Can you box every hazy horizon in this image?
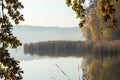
[14,25,80,28]
[12,25,85,43]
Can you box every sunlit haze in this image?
[20,0,79,27]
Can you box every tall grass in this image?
[54,64,82,80]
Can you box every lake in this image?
[9,26,84,80]
[9,26,120,80]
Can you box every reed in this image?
[53,64,82,80]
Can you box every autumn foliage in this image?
[0,0,24,80]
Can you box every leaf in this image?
[15,19,19,24]
[66,0,72,7]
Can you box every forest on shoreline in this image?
[24,40,120,58]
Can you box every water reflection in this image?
[24,40,120,58]
[20,58,83,80]
[24,40,120,80]
[11,26,85,80]
[82,56,120,80]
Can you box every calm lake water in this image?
[9,26,84,80]
[9,26,120,80]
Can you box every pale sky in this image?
[20,0,79,27]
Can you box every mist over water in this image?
[9,25,120,80]
[9,26,84,80]
[12,26,84,43]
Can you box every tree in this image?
[0,0,24,80]
[66,0,118,28]
[66,0,120,40]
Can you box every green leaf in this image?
[15,19,19,24]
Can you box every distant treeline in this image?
[24,40,120,58]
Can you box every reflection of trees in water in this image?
[24,40,120,57]
[24,41,120,80]
[81,56,120,80]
